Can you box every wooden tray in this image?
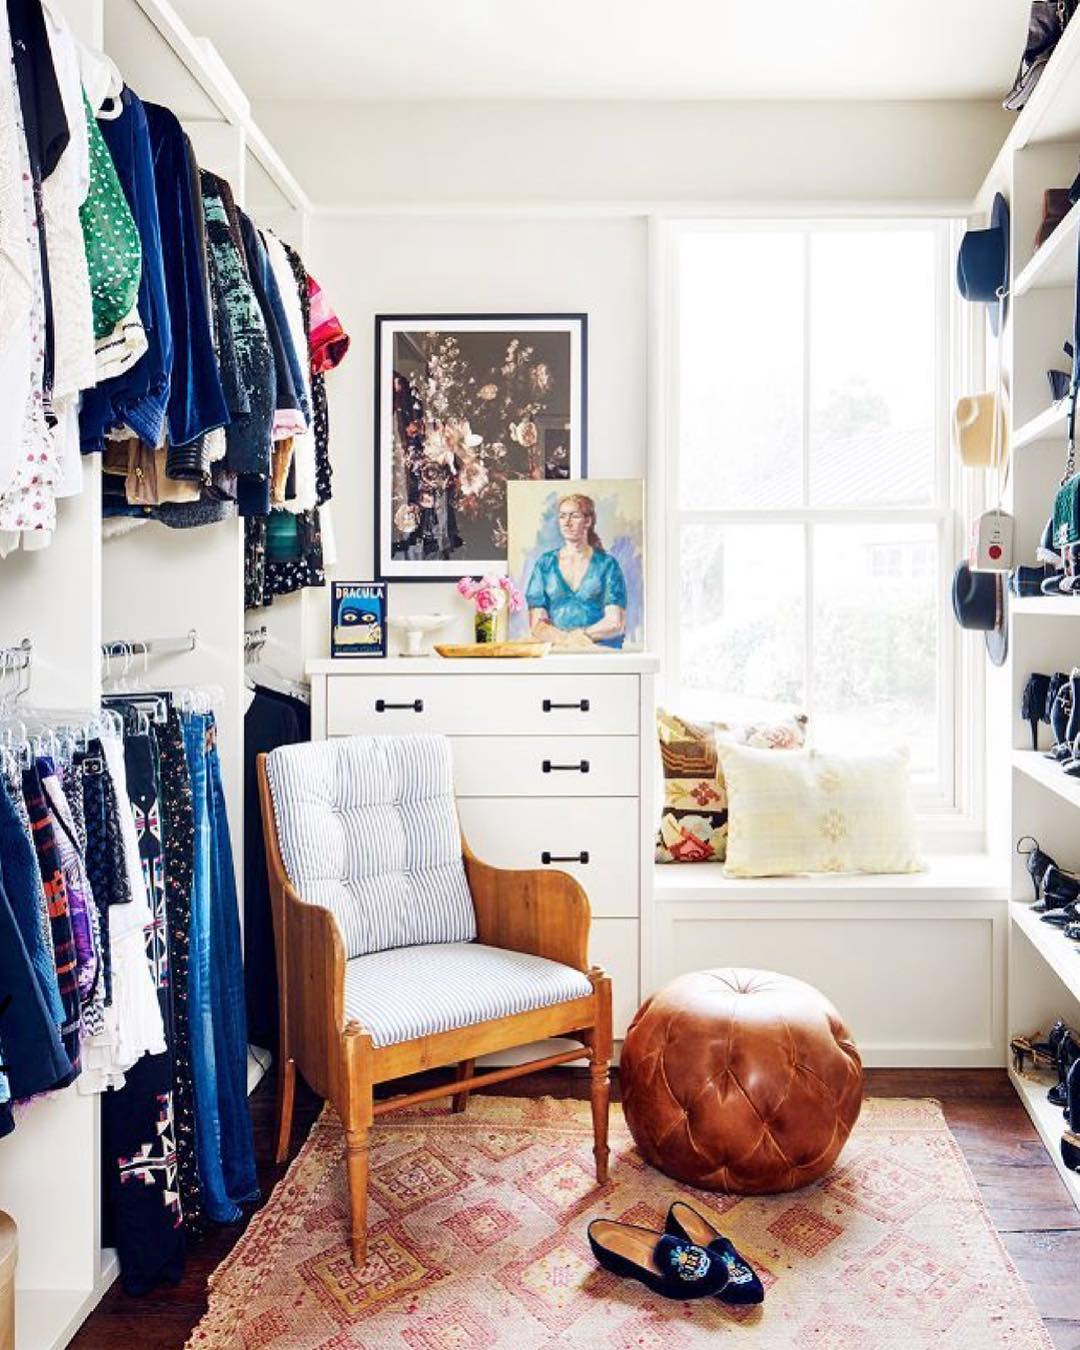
[434,641,552,659]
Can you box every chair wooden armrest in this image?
[258,756,354,1106]
[463,838,591,973]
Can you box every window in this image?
[663,220,962,810]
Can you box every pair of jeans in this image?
[205,718,258,1207]
[182,712,237,1223]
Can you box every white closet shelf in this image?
[1008,1066,1080,1208]
[1013,399,1070,449]
[114,0,310,212]
[1013,748,1080,806]
[1010,595,1080,616]
[1008,10,1080,149]
[16,1253,118,1350]
[1011,898,1080,1009]
[1015,198,1080,294]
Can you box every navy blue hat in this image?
[957,193,1010,336]
[952,562,1007,665]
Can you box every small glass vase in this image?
[474,607,508,645]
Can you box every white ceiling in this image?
[169,0,1030,102]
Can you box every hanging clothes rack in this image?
[244,626,268,660]
[0,641,33,709]
[100,630,198,660]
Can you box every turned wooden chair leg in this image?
[452,1058,475,1114]
[346,1127,370,1266]
[275,1056,297,1165]
[589,1057,610,1184]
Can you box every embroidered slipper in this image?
[587,1218,730,1300]
[665,1200,765,1305]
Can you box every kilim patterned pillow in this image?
[655,708,808,863]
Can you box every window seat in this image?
[647,854,1009,1068]
[653,853,1009,904]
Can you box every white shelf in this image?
[1010,9,1080,148]
[1008,1067,1080,1208]
[655,853,1008,903]
[1010,594,1080,615]
[1012,399,1070,449]
[1011,898,1080,1001]
[1013,749,1080,808]
[1015,198,1080,294]
[16,1252,119,1350]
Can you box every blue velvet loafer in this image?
[587,1218,730,1300]
[665,1200,765,1306]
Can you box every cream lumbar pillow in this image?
[717,744,924,878]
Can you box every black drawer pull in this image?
[542,698,590,712]
[541,851,589,865]
[375,698,424,713]
[542,759,590,774]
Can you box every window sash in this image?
[662,216,964,817]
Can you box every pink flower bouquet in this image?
[457,574,525,642]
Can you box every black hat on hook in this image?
[952,561,1008,666]
[957,192,1010,336]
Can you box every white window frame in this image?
[651,214,983,846]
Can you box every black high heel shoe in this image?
[1022,674,1053,749]
[1018,836,1058,903]
[1046,677,1073,759]
[1051,1025,1080,1108]
[1037,866,1080,919]
[1061,1058,1080,1170]
[587,1219,732,1300]
[664,1201,764,1306]
[1058,671,1080,767]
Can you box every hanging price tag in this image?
[969,508,1015,572]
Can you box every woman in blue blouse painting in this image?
[525,492,627,649]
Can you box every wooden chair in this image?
[257,736,612,1266]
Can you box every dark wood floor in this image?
[70,1068,1080,1349]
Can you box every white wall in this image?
[283,97,1009,650]
[258,99,1010,208]
[308,213,647,645]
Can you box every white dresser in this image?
[307,654,658,1036]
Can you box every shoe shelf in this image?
[1011,898,1080,1001]
[1012,749,1080,808]
[1014,198,1080,295]
[1012,398,1070,451]
[1010,595,1080,616]
[1008,1065,1080,1208]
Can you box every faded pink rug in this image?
[188,1096,1051,1348]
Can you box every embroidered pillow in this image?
[718,744,923,878]
[655,708,808,864]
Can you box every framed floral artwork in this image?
[375,314,588,581]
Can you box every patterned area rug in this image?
[188,1096,1051,1349]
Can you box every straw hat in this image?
[952,390,1009,470]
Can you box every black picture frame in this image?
[374,313,588,583]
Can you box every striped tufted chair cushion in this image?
[264,734,476,957]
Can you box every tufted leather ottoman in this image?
[621,968,863,1193]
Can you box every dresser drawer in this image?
[450,736,638,798]
[325,673,638,737]
[456,797,639,919]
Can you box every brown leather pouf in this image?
[621,968,863,1193]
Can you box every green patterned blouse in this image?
[78,91,141,342]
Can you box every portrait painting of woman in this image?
[508,479,645,653]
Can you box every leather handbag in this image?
[1005,1,1079,111]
